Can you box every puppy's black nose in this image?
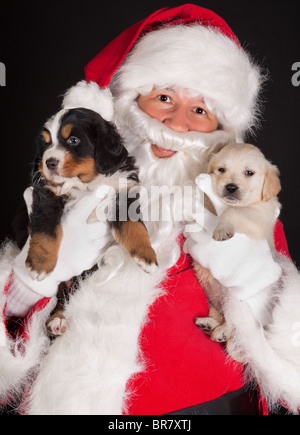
[46,158,59,170]
[225,183,238,194]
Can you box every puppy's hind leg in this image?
[46,280,73,337]
[46,311,69,337]
[195,306,233,342]
[195,304,224,334]
[211,322,232,342]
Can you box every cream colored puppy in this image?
[209,143,281,246]
[194,143,281,344]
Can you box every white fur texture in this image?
[111,25,263,135]
[62,80,114,122]
[25,246,167,415]
[0,242,56,406]
[223,254,300,413]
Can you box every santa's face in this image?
[113,86,233,189]
[138,88,219,159]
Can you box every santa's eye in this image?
[67,136,81,146]
[245,170,255,176]
[158,94,171,103]
[218,167,225,173]
[194,107,207,115]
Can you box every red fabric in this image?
[20,297,52,342]
[2,276,11,339]
[125,237,244,415]
[273,219,290,259]
[124,221,290,415]
[84,4,240,88]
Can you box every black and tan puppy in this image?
[14,106,157,335]
[27,107,157,280]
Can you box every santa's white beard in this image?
[123,129,202,189]
[112,98,234,270]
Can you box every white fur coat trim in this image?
[0,242,56,405]
[25,246,167,415]
[224,254,300,414]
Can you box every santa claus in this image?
[1,4,299,415]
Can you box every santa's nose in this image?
[163,108,190,132]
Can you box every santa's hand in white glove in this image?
[6,185,112,318]
[184,174,282,302]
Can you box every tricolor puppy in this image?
[26,106,157,281]
[194,143,281,344]
[25,106,158,336]
[11,82,158,335]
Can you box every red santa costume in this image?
[0,4,300,415]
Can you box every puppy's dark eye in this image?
[67,136,81,146]
[245,170,255,176]
[218,167,225,173]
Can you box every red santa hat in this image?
[85,4,263,138]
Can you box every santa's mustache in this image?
[115,100,234,154]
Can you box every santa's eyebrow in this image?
[191,96,205,104]
[165,87,176,93]
[159,88,206,105]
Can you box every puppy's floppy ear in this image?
[207,159,215,175]
[206,142,230,174]
[211,142,231,155]
[94,119,128,175]
[262,164,281,201]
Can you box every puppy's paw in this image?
[133,257,158,274]
[213,224,234,241]
[131,246,158,274]
[26,258,55,281]
[27,269,49,282]
[46,315,68,337]
[26,233,59,281]
[195,316,220,332]
[26,255,55,281]
[211,323,232,342]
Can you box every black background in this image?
[1,0,299,266]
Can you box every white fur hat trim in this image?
[113,25,263,135]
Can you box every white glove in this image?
[184,174,282,300]
[184,174,226,235]
[6,185,112,317]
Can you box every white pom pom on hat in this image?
[62,80,114,122]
